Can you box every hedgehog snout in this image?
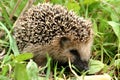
[69,49,89,71]
[73,56,89,71]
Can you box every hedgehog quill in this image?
[13,3,93,71]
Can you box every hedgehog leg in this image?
[33,55,47,67]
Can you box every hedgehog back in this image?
[14,3,92,52]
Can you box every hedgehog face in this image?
[57,36,92,71]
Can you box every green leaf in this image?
[92,19,98,35]
[0,22,19,56]
[108,21,120,49]
[0,1,12,28]
[114,59,120,68]
[0,75,10,80]
[14,0,28,17]
[83,0,98,5]
[51,0,65,4]
[111,12,119,22]
[0,40,8,45]
[108,21,120,40]
[26,60,39,80]
[10,36,20,56]
[14,63,29,80]
[15,53,33,62]
[46,54,51,80]
[65,1,80,15]
[88,59,105,74]
[1,65,9,76]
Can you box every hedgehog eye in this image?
[60,37,70,48]
[69,49,79,56]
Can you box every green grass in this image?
[0,0,120,80]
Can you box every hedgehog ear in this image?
[60,37,70,48]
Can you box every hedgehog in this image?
[13,3,93,71]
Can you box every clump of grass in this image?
[0,0,120,80]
